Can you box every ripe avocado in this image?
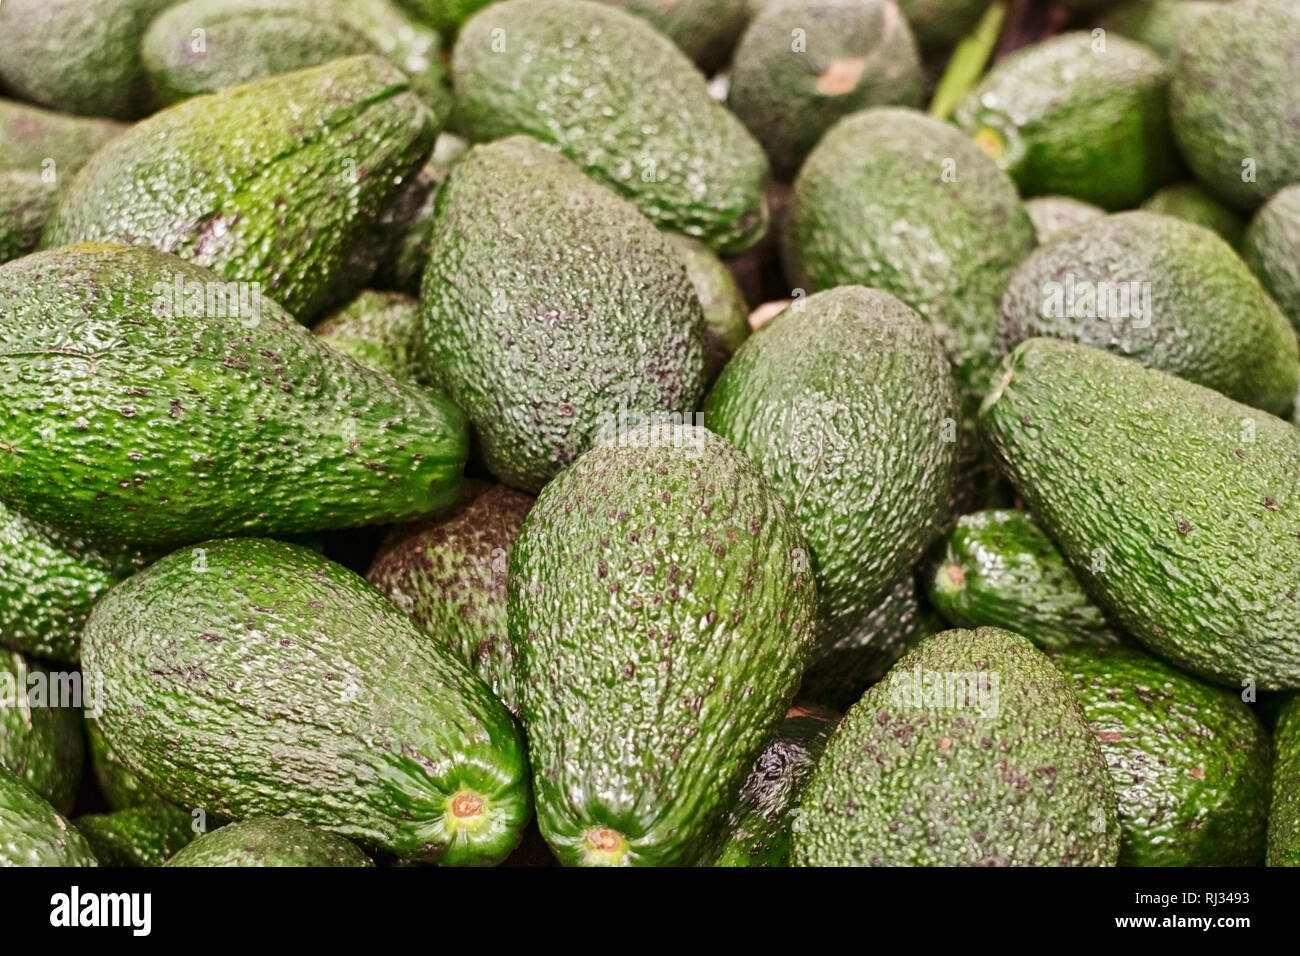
[1100,0,1225,63]
[75,804,197,867]
[793,627,1120,866]
[997,211,1300,416]
[928,509,1122,652]
[1022,195,1105,244]
[704,287,959,657]
[452,0,770,254]
[0,172,58,265]
[600,0,750,74]
[82,538,531,865]
[1141,182,1246,248]
[666,233,751,385]
[953,32,1179,210]
[0,244,468,550]
[509,424,818,866]
[727,0,922,179]
[312,290,422,382]
[419,136,705,493]
[0,651,84,814]
[164,818,372,867]
[980,338,1300,690]
[1243,184,1300,332]
[1053,646,1271,866]
[1269,694,1300,866]
[0,99,123,178]
[897,0,990,50]
[1171,0,1300,210]
[369,482,533,714]
[0,766,97,866]
[42,56,438,323]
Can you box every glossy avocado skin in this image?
[794,628,1120,866]
[997,211,1300,416]
[0,766,98,866]
[601,0,750,74]
[312,290,423,383]
[1053,646,1271,867]
[76,804,198,867]
[42,56,438,323]
[419,136,706,493]
[705,287,958,659]
[1141,182,1246,248]
[452,0,770,254]
[165,818,372,867]
[509,426,818,866]
[0,244,467,550]
[0,651,85,814]
[1269,694,1300,866]
[929,509,1122,652]
[1243,185,1300,333]
[0,100,124,178]
[82,538,531,865]
[981,338,1300,690]
[0,172,59,265]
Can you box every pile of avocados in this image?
[1,0,1299,869]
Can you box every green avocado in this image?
[666,233,751,385]
[997,211,1300,416]
[1141,182,1246,248]
[793,627,1120,866]
[0,765,97,866]
[1269,694,1300,866]
[727,0,923,179]
[1053,646,1271,867]
[393,0,494,38]
[1100,1,1225,63]
[42,56,438,324]
[86,719,161,811]
[600,0,750,74]
[928,509,1122,652]
[0,244,467,550]
[82,538,531,865]
[75,804,198,867]
[1243,184,1300,333]
[452,0,770,254]
[0,651,84,814]
[980,338,1300,690]
[953,31,1179,210]
[374,133,469,295]
[0,100,123,179]
[369,481,533,714]
[312,290,423,382]
[509,424,818,866]
[897,0,990,50]
[164,818,372,867]
[419,136,705,493]
[1022,195,1105,244]
[0,172,58,265]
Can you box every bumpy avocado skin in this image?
[1022,195,1105,244]
[601,0,750,74]
[1269,694,1300,866]
[76,804,198,867]
[1141,182,1246,248]
[1054,647,1271,867]
[82,538,531,865]
[1171,0,1300,210]
[312,290,423,382]
[0,172,59,265]
[42,56,438,323]
[0,766,98,866]
[793,627,1120,866]
[0,652,84,814]
[1100,0,1225,63]
[419,136,705,493]
[783,107,1035,420]
[369,482,533,714]
[0,100,124,178]
[1243,185,1300,333]
[666,233,751,385]
[705,287,958,656]
[997,211,1300,416]
[954,32,1179,211]
[86,720,161,811]
[897,0,990,50]
[980,338,1300,690]
[165,818,372,867]
[0,244,468,550]
[727,0,922,179]
[510,426,818,866]
[452,0,770,254]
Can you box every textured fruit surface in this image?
[981,338,1300,690]
[1022,195,1104,245]
[1243,185,1300,332]
[0,99,123,176]
[1269,694,1300,866]
[312,290,423,382]
[793,627,1120,866]
[666,233,750,386]
[600,0,749,73]
[165,818,373,867]
[82,538,530,865]
[1100,0,1224,62]
[0,172,58,265]
[75,803,197,867]
[1141,182,1246,248]
[86,719,161,811]
[510,425,818,865]
[0,766,97,867]
[0,651,84,813]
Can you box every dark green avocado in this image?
[1141,182,1246,248]
[1269,694,1300,866]
[0,172,58,265]
[0,765,97,866]
[76,803,198,867]
[164,818,372,867]
[0,651,84,814]
[312,290,423,383]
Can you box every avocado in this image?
[997,211,1300,416]
[1100,0,1224,63]
[928,509,1122,652]
[727,0,922,179]
[713,704,839,866]
[419,136,705,493]
[1023,195,1105,244]
[312,290,422,382]
[0,0,173,119]
[393,0,493,38]
[164,818,372,867]
[0,172,58,265]
[897,0,990,50]
[601,0,750,74]
[666,233,751,385]
[83,537,530,865]
[0,99,124,178]
[782,107,1035,420]
[373,133,469,295]
[1053,646,1271,866]
[368,481,533,714]
[452,0,770,254]
[1243,184,1300,333]
[0,766,97,866]
[42,56,438,324]
[75,803,197,867]
[980,338,1300,690]
[1269,694,1300,866]
[1141,182,1246,248]
[1171,0,1300,210]
[793,627,1120,866]
[0,651,84,814]
[86,720,161,811]
[953,32,1179,211]
[704,287,958,657]
[509,424,818,865]
[0,244,468,550]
